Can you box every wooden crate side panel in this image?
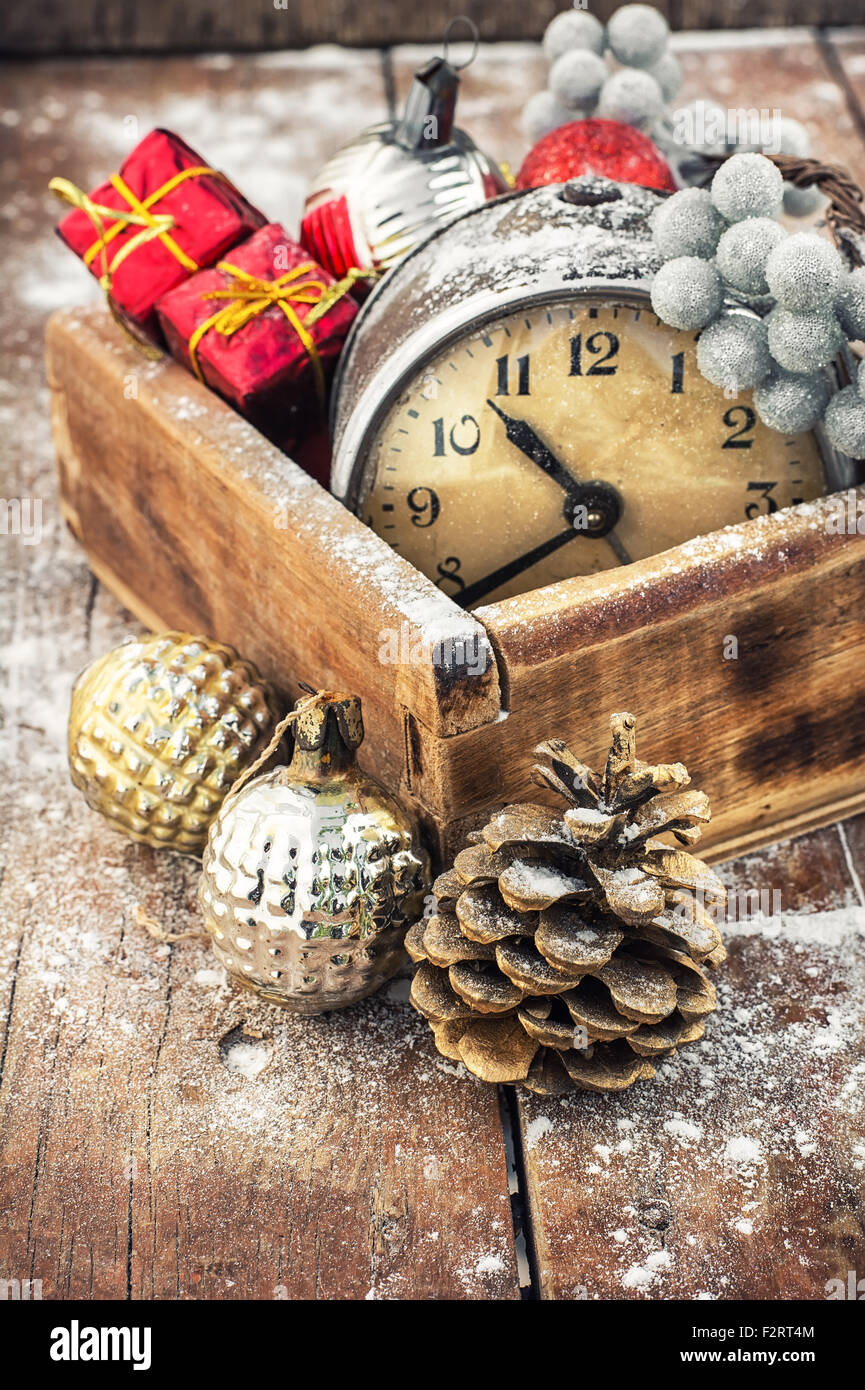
[46,308,502,767]
[404,513,865,854]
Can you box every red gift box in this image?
[156,223,359,480]
[55,129,266,339]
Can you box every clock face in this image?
[358,296,828,609]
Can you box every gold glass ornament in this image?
[199,691,428,1014]
[68,632,280,855]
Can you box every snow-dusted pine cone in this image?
[408,713,726,1096]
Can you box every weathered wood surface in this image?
[518,821,865,1300]
[3,34,865,1302]
[3,1,864,54]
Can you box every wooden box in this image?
[47,305,865,867]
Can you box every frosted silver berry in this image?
[835,268,865,341]
[715,218,787,297]
[782,182,824,219]
[824,385,865,458]
[606,4,669,69]
[765,233,844,313]
[597,67,664,131]
[650,256,724,331]
[858,357,865,401]
[753,367,830,434]
[549,48,609,111]
[543,9,606,62]
[696,313,772,393]
[767,307,845,374]
[711,152,784,223]
[647,51,682,103]
[522,89,572,141]
[652,188,726,260]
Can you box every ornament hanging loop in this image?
[442,15,479,70]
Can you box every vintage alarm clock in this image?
[330,177,858,609]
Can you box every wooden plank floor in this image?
[2,30,865,1301]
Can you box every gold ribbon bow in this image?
[49,164,229,357]
[187,261,375,401]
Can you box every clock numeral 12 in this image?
[495,353,531,396]
[570,331,619,376]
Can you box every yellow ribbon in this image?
[49,164,229,358]
[187,261,375,402]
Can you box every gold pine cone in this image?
[408,712,727,1096]
[68,632,280,855]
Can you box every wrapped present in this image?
[155,223,361,480]
[52,128,266,340]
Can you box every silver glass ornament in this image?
[199,692,427,1013]
[301,54,509,281]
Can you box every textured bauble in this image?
[69,632,279,855]
[597,68,664,131]
[647,51,682,103]
[858,358,865,400]
[542,9,606,62]
[200,693,427,1013]
[765,233,844,314]
[301,55,508,280]
[715,218,786,297]
[516,118,675,193]
[407,712,725,1095]
[549,48,608,112]
[606,4,669,69]
[753,367,831,434]
[711,152,784,223]
[767,306,844,374]
[824,385,865,459]
[652,187,725,260]
[834,267,865,341]
[650,256,724,330]
[696,313,772,393]
[782,182,824,219]
[522,89,572,142]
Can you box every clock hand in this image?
[486,398,633,566]
[486,398,581,500]
[453,528,580,609]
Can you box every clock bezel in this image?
[330,277,858,512]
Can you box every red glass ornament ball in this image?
[516,118,676,194]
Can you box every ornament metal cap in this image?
[292,689,364,755]
[301,19,507,281]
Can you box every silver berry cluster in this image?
[524,4,680,143]
[649,152,865,456]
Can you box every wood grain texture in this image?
[0,778,519,1300]
[517,825,865,1300]
[412,492,865,859]
[4,34,865,1304]
[46,306,502,756]
[3,2,865,54]
[1,44,519,1303]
